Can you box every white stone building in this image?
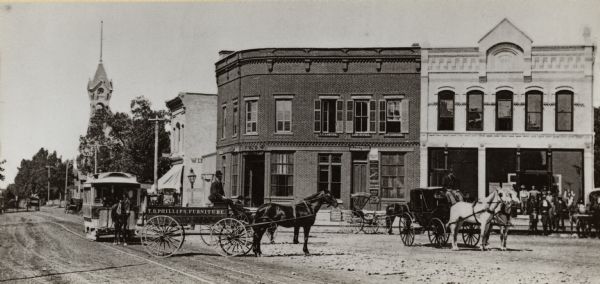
[420,19,595,202]
[157,92,217,206]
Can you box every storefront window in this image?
[318,154,341,198]
[380,153,405,199]
[271,152,293,196]
[552,150,583,202]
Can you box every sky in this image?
[0,0,599,187]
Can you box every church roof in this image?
[87,62,112,91]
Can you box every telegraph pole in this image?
[63,160,70,208]
[149,116,165,192]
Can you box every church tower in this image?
[87,21,113,116]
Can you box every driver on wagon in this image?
[443,168,463,205]
[209,170,244,214]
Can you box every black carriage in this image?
[570,190,600,238]
[397,187,480,247]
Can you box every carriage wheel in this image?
[199,225,218,246]
[362,213,380,234]
[142,215,185,258]
[213,218,253,256]
[427,218,448,247]
[398,213,415,246]
[461,223,480,247]
[340,210,363,234]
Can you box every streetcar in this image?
[82,172,142,241]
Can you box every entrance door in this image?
[243,155,265,207]
[352,161,368,210]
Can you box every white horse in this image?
[448,188,519,251]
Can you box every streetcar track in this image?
[37,211,325,284]
[37,211,296,283]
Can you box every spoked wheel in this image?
[199,225,218,246]
[362,213,380,234]
[339,210,363,234]
[142,215,185,257]
[213,218,253,256]
[398,213,415,246]
[461,223,480,247]
[427,218,448,247]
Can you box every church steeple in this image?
[87,21,113,116]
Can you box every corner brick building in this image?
[215,47,421,208]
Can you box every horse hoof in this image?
[501,247,507,251]
[452,247,459,251]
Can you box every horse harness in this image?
[292,201,314,219]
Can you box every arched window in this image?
[496,91,513,131]
[525,91,543,131]
[466,91,484,131]
[438,91,454,131]
[556,90,574,131]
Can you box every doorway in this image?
[351,152,369,210]
[243,154,265,207]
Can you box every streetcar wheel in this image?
[362,213,379,234]
[142,215,185,258]
[398,213,414,246]
[427,218,447,247]
[461,223,480,247]
[213,218,253,256]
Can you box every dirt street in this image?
[1,208,599,283]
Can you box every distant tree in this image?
[0,159,5,181]
[595,107,600,187]
[11,148,74,200]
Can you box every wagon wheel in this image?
[398,213,415,246]
[142,215,185,258]
[427,218,448,247]
[339,210,362,234]
[362,213,380,234]
[199,225,218,246]
[461,223,480,247]
[213,218,253,256]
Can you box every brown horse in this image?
[251,190,338,256]
[448,188,517,251]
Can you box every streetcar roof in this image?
[89,172,140,185]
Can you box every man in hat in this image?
[209,170,243,214]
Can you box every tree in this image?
[77,96,170,184]
[0,159,5,181]
[11,148,74,200]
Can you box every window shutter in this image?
[369,100,376,133]
[336,100,344,133]
[379,100,386,133]
[401,98,410,133]
[346,100,354,133]
[314,100,321,133]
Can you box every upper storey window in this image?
[438,91,454,131]
[275,99,292,133]
[245,99,258,134]
[354,100,369,133]
[496,91,513,131]
[525,91,543,131]
[221,105,227,139]
[314,98,344,134]
[466,91,483,131]
[232,101,238,137]
[556,91,574,132]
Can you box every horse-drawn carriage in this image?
[570,190,600,237]
[390,187,481,248]
[340,192,387,234]
[82,172,141,241]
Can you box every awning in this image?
[149,164,183,194]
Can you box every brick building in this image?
[215,47,421,207]
[420,19,595,202]
[159,92,217,206]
